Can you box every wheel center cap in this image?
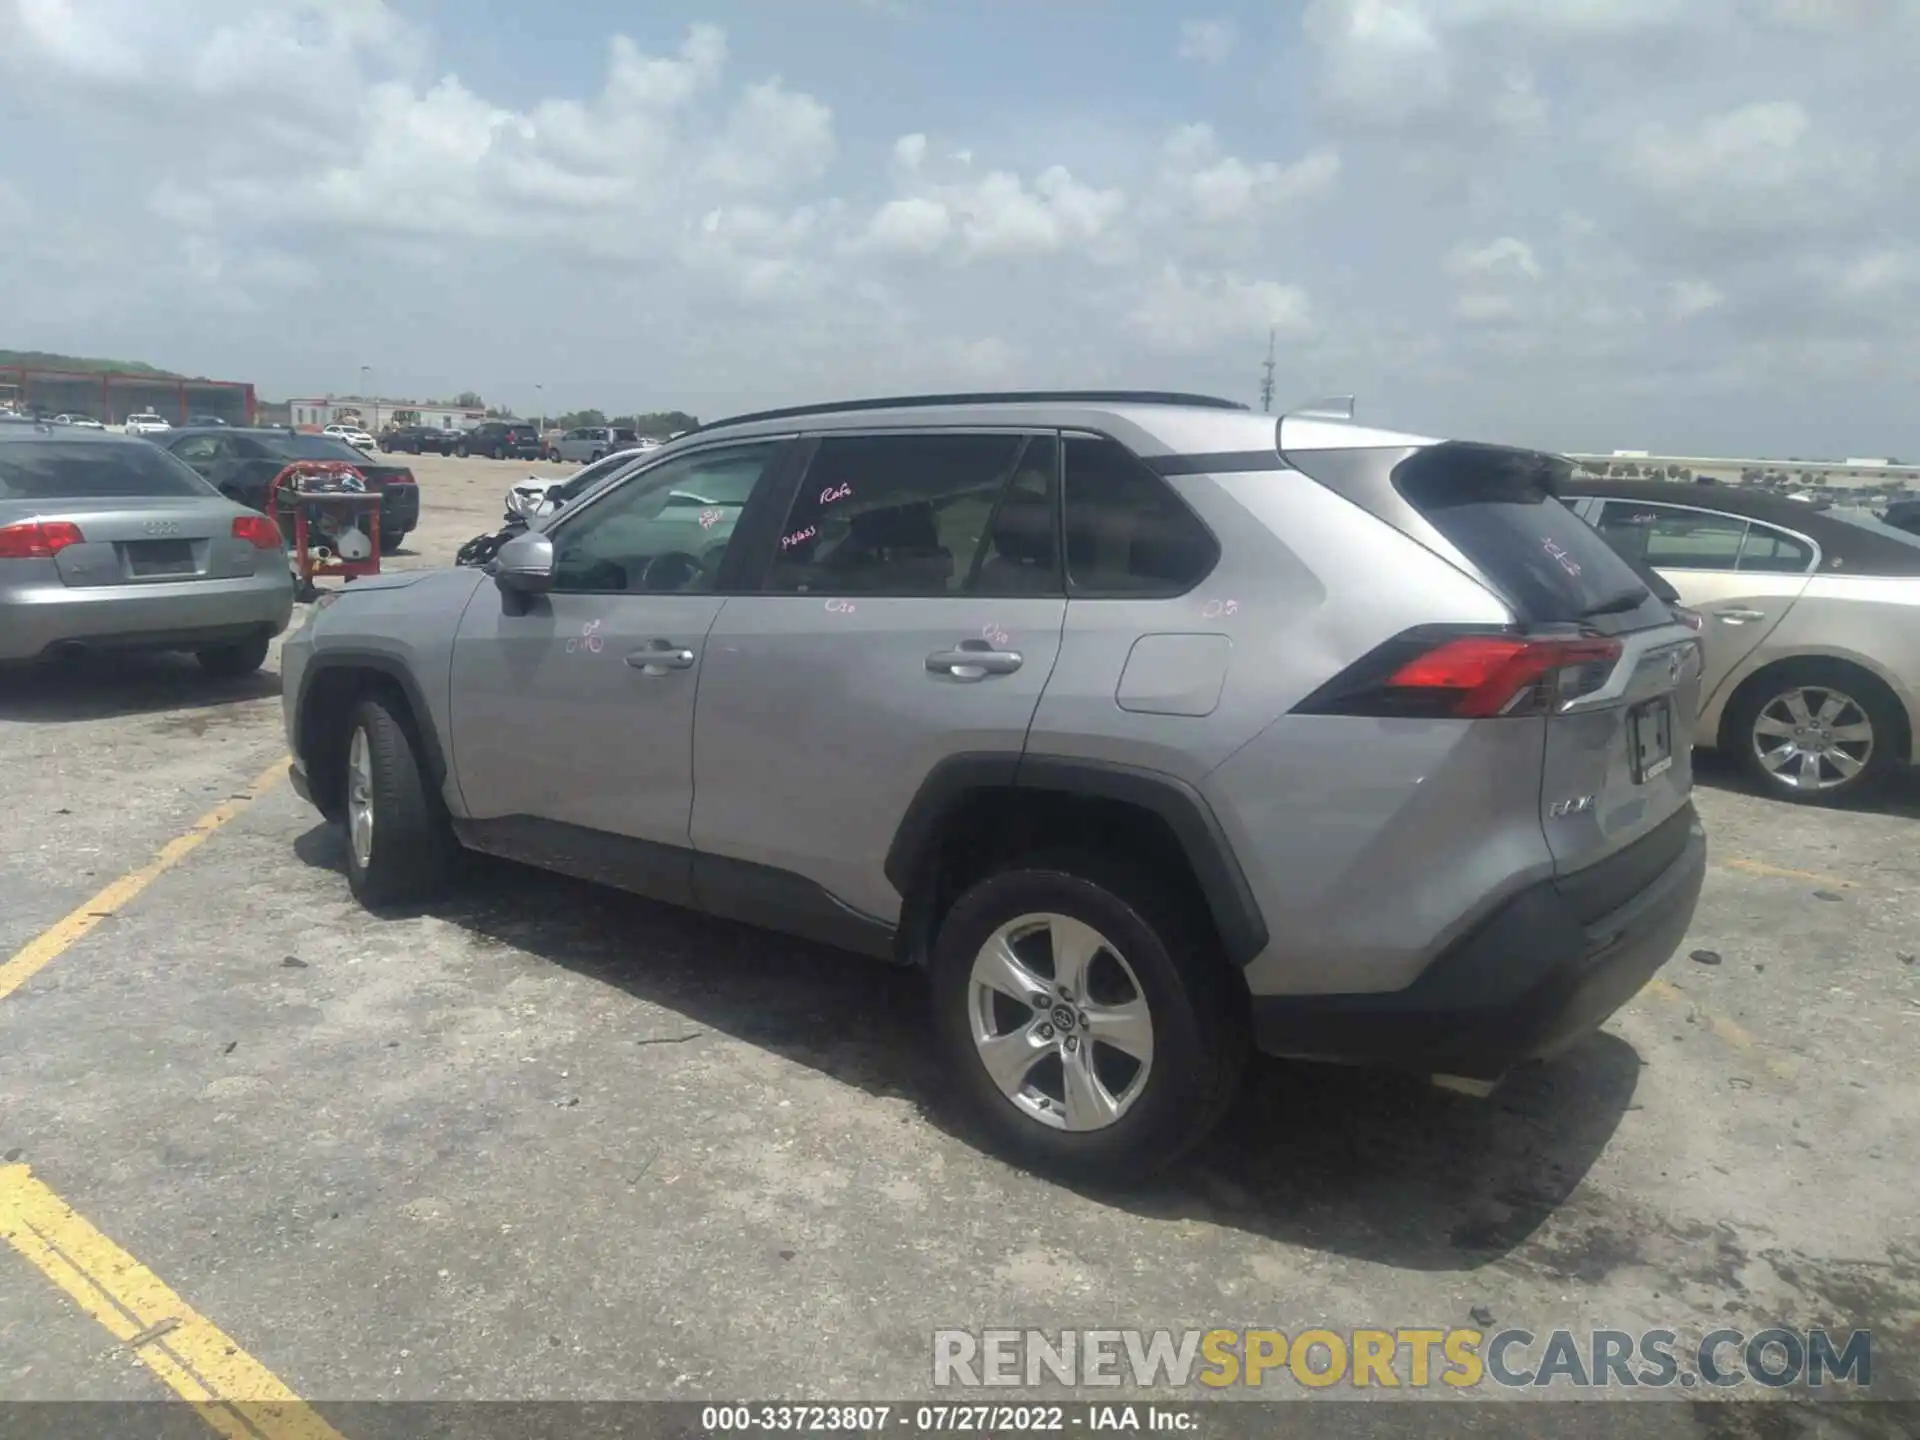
[1050,1004,1077,1034]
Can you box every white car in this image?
[123,412,172,435]
[53,414,106,429]
[323,423,378,452]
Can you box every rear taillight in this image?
[0,520,85,559]
[232,514,282,548]
[386,470,415,484]
[1296,627,1624,719]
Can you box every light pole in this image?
[359,365,376,432]
[535,384,544,433]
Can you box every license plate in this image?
[126,539,195,576]
[1629,698,1673,783]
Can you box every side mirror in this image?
[492,529,555,598]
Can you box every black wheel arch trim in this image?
[884,752,1270,967]
[294,650,450,794]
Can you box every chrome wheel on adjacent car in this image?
[347,724,375,869]
[966,912,1154,1133]
[1749,684,1874,793]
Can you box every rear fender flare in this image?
[884,752,1270,967]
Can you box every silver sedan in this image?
[0,424,294,675]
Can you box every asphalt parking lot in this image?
[3,452,1918,1434]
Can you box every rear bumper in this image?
[0,571,295,662]
[1251,809,1706,1080]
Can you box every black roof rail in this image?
[689,390,1251,435]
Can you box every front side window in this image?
[1595,502,1747,571]
[762,433,1035,596]
[1063,436,1217,595]
[550,442,781,594]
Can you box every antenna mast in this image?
[1259,329,1277,414]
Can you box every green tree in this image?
[628,409,700,437]
[453,390,485,409]
[555,408,608,430]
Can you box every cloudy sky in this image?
[1,0,1914,456]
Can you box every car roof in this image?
[1563,478,1920,577]
[0,422,156,447]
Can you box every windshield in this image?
[267,434,367,462]
[0,441,217,499]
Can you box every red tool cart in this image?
[265,460,384,602]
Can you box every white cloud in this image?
[1177,18,1237,65]
[1669,280,1726,319]
[861,154,1125,260]
[1158,125,1341,224]
[1303,0,1452,125]
[1447,236,1543,282]
[1129,265,1312,352]
[1627,101,1812,195]
[1833,250,1920,299]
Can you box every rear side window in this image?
[763,433,1035,596]
[1395,448,1661,624]
[1063,436,1217,595]
[0,442,216,499]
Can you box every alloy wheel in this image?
[347,725,375,869]
[966,912,1154,1132]
[1751,685,1874,792]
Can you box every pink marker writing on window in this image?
[819,482,853,505]
[782,526,817,550]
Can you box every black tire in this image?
[341,693,455,908]
[379,524,406,555]
[589,450,605,463]
[1724,658,1906,806]
[928,851,1247,1184]
[195,632,270,678]
[455,444,470,459]
[491,445,505,461]
[547,449,563,463]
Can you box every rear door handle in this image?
[927,639,1023,680]
[626,640,697,674]
[1714,608,1767,624]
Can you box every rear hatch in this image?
[0,440,278,587]
[1285,434,1702,879]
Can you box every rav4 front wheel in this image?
[342,694,455,907]
[929,853,1246,1183]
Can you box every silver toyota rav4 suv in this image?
[282,391,1708,1181]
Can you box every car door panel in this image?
[691,431,1066,924]
[447,439,791,889]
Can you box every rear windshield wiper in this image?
[1580,588,1652,618]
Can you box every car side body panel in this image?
[1695,575,1920,759]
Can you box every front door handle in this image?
[626,640,697,674]
[927,639,1023,680]
[1714,607,1767,625]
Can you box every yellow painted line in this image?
[1719,857,1856,889]
[0,757,287,1003]
[0,1163,344,1439]
[1644,977,1796,1078]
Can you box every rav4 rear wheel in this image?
[929,853,1246,1183]
[342,694,455,907]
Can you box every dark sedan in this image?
[381,424,458,456]
[157,428,420,552]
